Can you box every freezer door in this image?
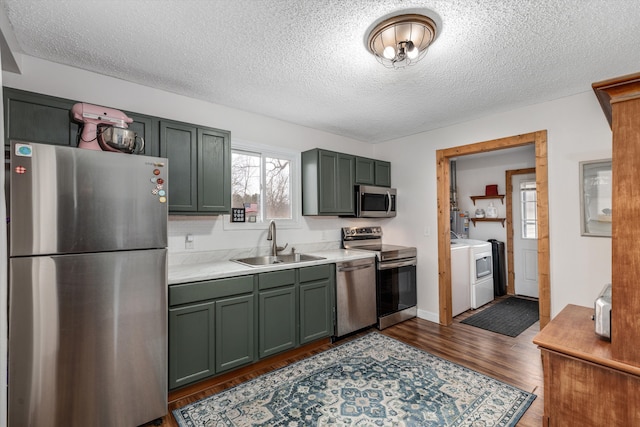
[9,249,168,427]
[10,141,168,256]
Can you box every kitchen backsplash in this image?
[168,241,342,266]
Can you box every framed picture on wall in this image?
[580,159,612,237]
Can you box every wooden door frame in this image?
[436,131,550,328]
[505,168,536,295]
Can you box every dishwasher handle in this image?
[337,263,374,273]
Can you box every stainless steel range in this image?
[342,226,417,329]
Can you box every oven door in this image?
[376,258,417,318]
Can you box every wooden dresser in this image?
[533,305,640,426]
[534,72,640,426]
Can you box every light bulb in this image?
[406,41,419,59]
[383,46,396,59]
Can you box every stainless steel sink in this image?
[231,253,326,267]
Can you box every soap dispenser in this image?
[486,202,498,218]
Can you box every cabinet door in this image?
[198,127,231,213]
[258,286,296,358]
[215,294,254,373]
[169,301,215,390]
[336,153,355,214]
[3,87,78,147]
[299,267,334,344]
[123,111,157,157]
[355,157,375,185]
[318,150,339,214]
[160,120,198,212]
[374,160,391,187]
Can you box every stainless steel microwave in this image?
[355,185,397,218]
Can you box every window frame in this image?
[519,180,537,239]
[223,139,301,231]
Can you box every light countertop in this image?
[168,249,375,285]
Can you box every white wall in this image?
[374,91,613,321]
[2,56,380,257]
[455,147,536,242]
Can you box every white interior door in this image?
[512,173,539,297]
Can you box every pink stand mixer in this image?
[71,103,144,154]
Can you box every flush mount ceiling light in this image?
[367,13,437,69]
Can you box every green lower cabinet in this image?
[169,301,216,390]
[168,264,336,389]
[299,264,335,344]
[299,280,333,344]
[258,286,297,358]
[215,294,255,373]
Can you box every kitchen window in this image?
[224,140,300,229]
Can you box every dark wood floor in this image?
[160,299,543,426]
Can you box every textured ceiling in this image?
[1,0,639,143]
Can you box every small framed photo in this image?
[231,207,246,223]
[580,159,612,237]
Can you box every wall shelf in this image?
[470,217,505,227]
[470,195,505,205]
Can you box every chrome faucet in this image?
[267,220,288,256]
[450,230,461,239]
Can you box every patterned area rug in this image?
[173,333,536,426]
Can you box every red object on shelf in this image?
[485,184,498,196]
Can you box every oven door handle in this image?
[378,258,417,270]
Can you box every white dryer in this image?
[468,240,494,309]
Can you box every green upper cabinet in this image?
[3,87,78,147]
[198,127,231,213]
[160,120,198,212]
[302,149,355,215]
[355,156,391,187]
[3,87,159,156]
[160,120,231,215]
[122,111,158,157]
[374,160,391,187]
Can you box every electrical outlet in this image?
[424,227,431,236]
[185,234,194,249]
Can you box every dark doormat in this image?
[461,297,539,337]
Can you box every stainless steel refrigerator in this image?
[8,141,168,426]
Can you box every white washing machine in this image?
[450,241,471,316]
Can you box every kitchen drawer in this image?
[258,269,296,290]
[169,275,254,306]
[299,264,333,283]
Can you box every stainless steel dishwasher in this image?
[335,257,377,338]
